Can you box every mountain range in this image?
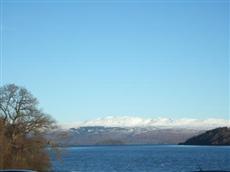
[52,116,229,146]
[61,116,229,129]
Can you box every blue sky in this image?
[1,0,229,122]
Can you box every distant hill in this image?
[180,127,230,145]
[48,126,202,146]
[95,139,125,145]
[55,116,230,146]
[62,116,229,129]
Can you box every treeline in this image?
[180,127,230,145]
[0,84,57,171]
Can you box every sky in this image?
[0,0,229,123]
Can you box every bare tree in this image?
[0,84,56,171]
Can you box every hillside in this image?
[180,127,230,145]
[49,126,202,146]
[50,116,230,146]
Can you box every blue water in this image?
[51,145,230,172]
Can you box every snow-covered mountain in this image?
[52,116,229,146]
[50,126,202,146]
[61,116,230,130]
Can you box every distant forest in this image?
[180,127,230,145]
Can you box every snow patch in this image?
[61,116,230,130]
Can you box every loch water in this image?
[51,145,230,172]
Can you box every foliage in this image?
[180,127,230,145]
[0,84,56,171]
